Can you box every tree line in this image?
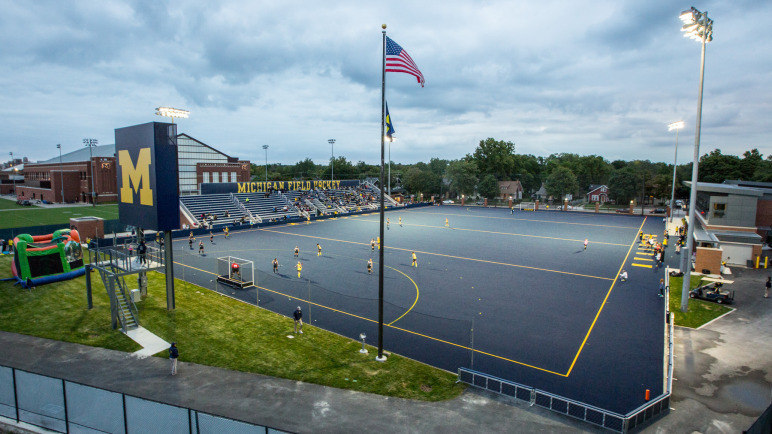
[251,139,771,203]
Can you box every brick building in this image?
[15,134,251,203]
[17,145,117,204]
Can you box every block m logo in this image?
[119,148,153,206]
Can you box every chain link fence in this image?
[0,364,289,433]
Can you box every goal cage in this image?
[518,202,536,211]
[216,256,254,288]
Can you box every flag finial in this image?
[382,24,387,29]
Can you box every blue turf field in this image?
[171,205,672,413]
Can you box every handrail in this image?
[178,201,199,227]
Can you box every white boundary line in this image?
[695,306,736,330]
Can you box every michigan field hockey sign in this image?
[115,122,180,231]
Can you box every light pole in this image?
[386,135,394,196]
[83,138,98,207]
[328,139,335,181]
[668,121,685,222]
[57,144,64,203]
[679,6,713,313]
[262,145,269,182]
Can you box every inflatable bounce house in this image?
[11,229,85,289]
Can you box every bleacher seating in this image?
[234,192,301,221]
[181,194,249,227]
[177,182,392,227]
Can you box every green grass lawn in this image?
[669,275,732,328]
[0,203,119,229]
[0,255,464,401]
[0,197,37,210]
[0,256,140,352]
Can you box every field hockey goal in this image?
[519,201,536,211]
[216,256,254,289]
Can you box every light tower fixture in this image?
[679,6,713,313]
[262,145,269,182]
[83,138,98,207]
[667,121,685,222]
[57,144,64,203]
[328,139,336,181]
[155,107,190,124]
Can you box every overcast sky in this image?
[1,0,770,166]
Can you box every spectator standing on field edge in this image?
[169,342,179,375]
[765,276,770,299]
[659,279,665,298]
[293,306,303,333]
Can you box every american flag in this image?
[385,37,425,87]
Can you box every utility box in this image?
[130,289,141,303]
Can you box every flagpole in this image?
[376,24,387,362]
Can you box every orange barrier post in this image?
[645,389,650,401]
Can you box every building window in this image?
[231,172,237,182]
[713,202,726,218]
[591,194,599,201]
[203,172,209,183]
[212,172,219,183]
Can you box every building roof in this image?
[34,144,116,165]
[683,181,764,197]
[722,180,772,190]
[587,184,608,194]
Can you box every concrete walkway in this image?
[0,268,769,433]
[126,326,170,358]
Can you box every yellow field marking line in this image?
[401,208,640,229]
[171,259,564,375]
[357,219,629,247]
[260,228,614,281]
[385,266,419,326]
[633,257,654,262]
[565,217,647,376]
[632,263,653,269]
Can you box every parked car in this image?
[16,199,31,206]
[475,201,485,205]
[442,199,454,204]
[651,208,666,214]
[689,282,734,304]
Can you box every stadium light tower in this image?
[328,139,335,181]
[83,138,98,207]
[57,144,64,203]
[155,106,189,124]
[262,145,269,182]
[667,121,685,222]
[679,6,713,313]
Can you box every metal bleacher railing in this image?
[458,272,676,433]
[0,364,291,434]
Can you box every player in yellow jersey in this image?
[398,216,402,227]
[317,243,322,256]
[296,261,302,278]
[411,251,418,267]
[445,218,449,228]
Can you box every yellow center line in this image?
[401,208,640,229]
[260,228,614,281]
[357,218,629,247]
[170,259,564,376]
[565,217,647,376]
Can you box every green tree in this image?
[445,160,478,197]
[698,149,741,183]
[544,166,578,201]
[608,167,638,204]
[512,154,542,194]
[403,168,440,196]
[477,174,500,200]
[753,154,772,182]
[472,138,515,180]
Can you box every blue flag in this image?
[385,102,395,141]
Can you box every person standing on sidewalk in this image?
[659,279,665,298]
[169,342,179,375]
[765,276,771,299]
[293,306,303,333]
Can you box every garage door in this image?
[721,244,753,265]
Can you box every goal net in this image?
[216,256,254,287]
[519,202,536,211]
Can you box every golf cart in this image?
[689,281,734,304]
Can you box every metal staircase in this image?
[95,263,139,332]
